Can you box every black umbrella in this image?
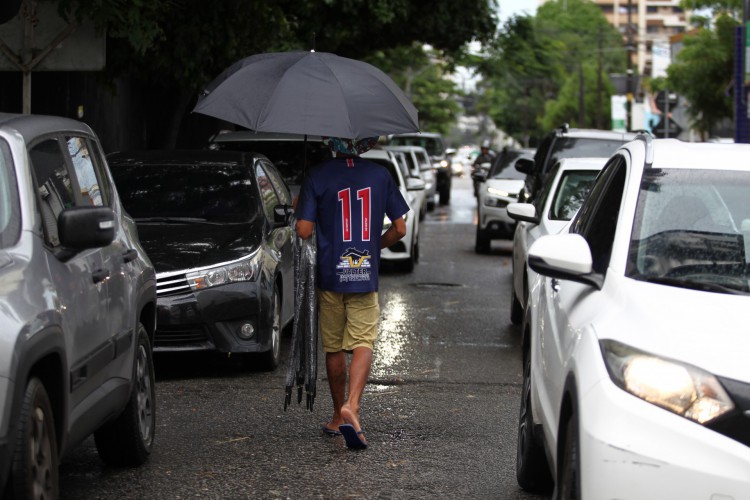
[193,50,419,139]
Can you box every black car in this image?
[108,150,295,369]
[515,124,638,204]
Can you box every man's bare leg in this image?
[324,351,347,432]
[340,346,373,444]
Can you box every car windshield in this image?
[211,139,331,188]
[626,168,750,294]
[0,140,20,248]
[489,151,527,180]
[112,163,259,223]
[549,171,598,220]
[548,138,624,170]
[389,136,444,156]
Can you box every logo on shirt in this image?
[336,247,372,283]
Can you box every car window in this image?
[402,152,419,177]
[571,155,626,274]
[0,139,20,248]
[29,138,76,247]
[549,170,598,221]
[111,161,258,223]
[626,168,750,292]
[416,151,431,170]
[535,161,562,217]
[546,137,625,174]
[261,160,292,205]
[389,136,444,156]
[66,136,105,207]
[256,162,280,221]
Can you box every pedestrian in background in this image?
[295,136,409,449]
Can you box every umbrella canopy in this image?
[193,51,419,140]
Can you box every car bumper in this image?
[154,281,271,353]
[579,375,750,498]
[478,203,516,238]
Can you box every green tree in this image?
[475,0,625,145]
[666,11,738,139]
[53,0,498,146]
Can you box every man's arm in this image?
[380,217,407,249]
[296,219,314,240]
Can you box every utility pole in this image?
[597,26,603,129]
[626,0,634,131]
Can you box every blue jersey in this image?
[296,157,410,292]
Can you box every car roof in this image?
[384,144,429,153]
[642,138,750,171]
[107,149,261,166]
[0,113,95,142]
[389,132,442,139]
[557,127,638,141]
[211,131,324,143]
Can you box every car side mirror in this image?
[506,203,539,224]
[515,157,535,175]
[274,204,295,227]
[58,206,116,251]
[406,177,425,191]
[527,233,603,289]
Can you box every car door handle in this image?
[92,268,110,284]
[122,248,138,263]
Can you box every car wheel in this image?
[516,352,553,493]
[510,286,523,325]
[475,225,491,254]
[557,411,582,500]
[11,377,59,500]
[94,322,155,466]
[259,286,282,371]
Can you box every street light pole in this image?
[626,0,634,131]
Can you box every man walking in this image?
[295,136,409,449]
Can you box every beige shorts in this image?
[318,291,380,353]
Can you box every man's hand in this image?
[381,217,407,249]
[296,219,314,240]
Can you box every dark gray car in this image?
[0,114,157,498]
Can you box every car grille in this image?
[155,324,211,348]
[708,376,750,448]
[157,273,191,297]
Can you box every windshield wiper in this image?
[640,275,750,295]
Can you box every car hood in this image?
[135,219,263,272]
[485,178,525,195]
[597,275,750,382]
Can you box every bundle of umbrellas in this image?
[193,50,420,412]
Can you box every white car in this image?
[474,148,534,253]
[506,157,606,324]
[387,148,427,221]
[517,136,750,498]
[385,144,436,212]
[361,147,424,272]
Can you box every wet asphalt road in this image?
[58,175,549,499]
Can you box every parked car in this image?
[385,144,436,212]
[517,136,750,498]
[515,124,638,203]
[361,147,424,272]
[473,148,535,253]
[506,157,605,324]
[208,131,332,197]
[108,150,295,370]
[0,113,157,497]
[388,132,453,205]
[388,148,427,221]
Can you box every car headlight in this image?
[438,160,449,169]
[186,250,261,290]
[487,187,511,198]
[601,340,734,425]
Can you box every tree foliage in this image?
[475,0,625,145]
[666,12,738,139]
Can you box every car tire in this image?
[259,286,282,371]
[510,286,523,325]
[11,377,59,500]
[475,225,491,254]
[516,352,553,493]
[94,323,155,466]
[556,411,582,500]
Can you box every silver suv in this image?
[0,114,157,498]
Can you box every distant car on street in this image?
[517,136,750,498]
[0,113,157,498]
[506,156,605,324]
[473,147,535,253]
[108,150,295,370]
